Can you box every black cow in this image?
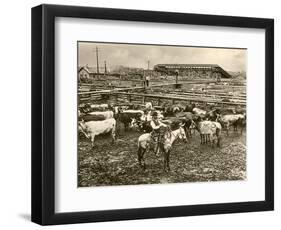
[233,115,246,134]
[163,104,184,117]
[184,103,196,112]
[116,111,144,131]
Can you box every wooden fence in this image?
[78,81,246,108]
[106,92,246,107]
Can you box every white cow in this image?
[198,120,222,147]
[122,110,144,115]
[193,107,207,116]
[90,103,109,110]
[88,111,114,120]
[79,118,116,147]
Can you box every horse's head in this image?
[189,119,197,130]
[215,114,223,124]
[178,124,187,142]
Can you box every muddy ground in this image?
[78,122,246,187]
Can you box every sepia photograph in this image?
[77,42,247,187]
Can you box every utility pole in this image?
[104,60,107,75]
[96,46,99,74]
[147,60,150,70]
[93,46,100,74]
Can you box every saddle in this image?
[151,126,170,143]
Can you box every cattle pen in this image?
[78,79,247,187]
[78,81,246,109]
[76,41,248,188]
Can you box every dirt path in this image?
[78,126,246,187]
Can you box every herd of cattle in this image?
[78,102,246,171]
[78,101,246,148]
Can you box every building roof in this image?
[78,66,106,74]
[154,64,220,68]
[154,64,232,78]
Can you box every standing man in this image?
[175,70,179,84]
[145,75,150,87]
[142,73,146,87]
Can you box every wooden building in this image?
[153,64,232,79]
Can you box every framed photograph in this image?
[31,4,274,225]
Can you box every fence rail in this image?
[107,92,246,107]
[78,82,246,107]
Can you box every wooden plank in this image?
[78,83,182,95]
[113,92,246,106]
[167,91,246,99]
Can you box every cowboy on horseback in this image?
[150,111,167,155]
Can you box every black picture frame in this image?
[31,4,274,225]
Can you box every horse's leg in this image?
[217,135,221,147]
[216,129,221,147]
[142,148,147,170]
[167,150,171,171]
[226,124,229,136]
[137,146,143,169]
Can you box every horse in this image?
[137,125,187,172]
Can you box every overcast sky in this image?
[78,42,246,72]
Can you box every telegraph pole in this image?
[104,60,107,75]
[96,46,99,74]
[147,60,150,70]
[92,47,101,74]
